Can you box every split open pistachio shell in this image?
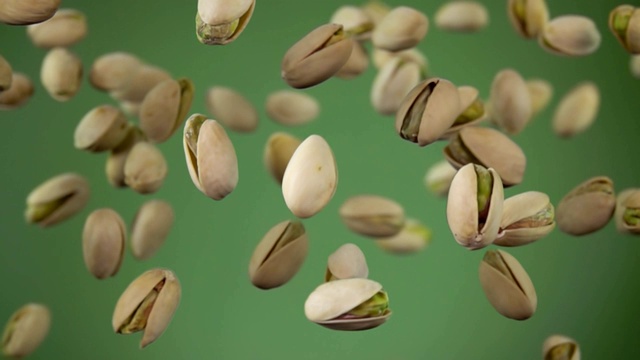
[506,0,548,38]
[631,54,640,78]
[26,8,87,48]
[265,90,320,126]
[371,57,421,116]
[494,191,555,247]
[110,65,171,104]
[0,56,12,92]
[325,243,368,281]
[339,195,405,237]
[543,335,581,360]
[441,85,487,139]
[131,200,174,260]
[375,219,431,255]
[140,78,194,142]
[90,52,143,92]
[25,172,90,227]
[82,208,126,279]
[479,249,537,320]
[248,220,308,289]
[552,82,599,138]
[609,5,640,54]
[556,176,615,236]
[196,0,255,45]
[615,189,640,235]
[106,126,147,188]
[74,105,130,152]
[40,47,82,101]
[124,142,168,194]
[205,86,258,133]
[282,134,337,218]
[489,69,532,135]
[372,6,428,52]
[335,39,369,79]
[372,48,428,75]
[0,73,34,110]
[0,0,60,25]
[263,132,302,184]
[281,23,353,89]
[539,15,601,56]
[435,1,488,33]
[2,303,51,358]
[330,5,374,41]
[425,160,457,197]
[112,268,181,348]
[447,164,504,250]
[527,78,553,116]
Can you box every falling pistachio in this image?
[556,176,615,236]
[196,0,255,45]
[2,303,51,358]
[325,243,369,281]
[25,172,90,227]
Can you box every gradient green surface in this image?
[1,0,639,359]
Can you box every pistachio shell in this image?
[372,6,429,52]
[543,334,581,360]
[608,5,640,54]
[325,243,369,281]
[265,90,320,126]
[105,126,147,188]
[330,5,374,40]
[263,132,302,184]
[615,189,640,235]
[0,73,34,110]
[494,191,555,247]
[552,82,599,138]
[140,78,194,142]
[26,8,87,48]
[556,176,615,236]
[489,69,532,134]
[339,195,405,237]
[0,56,12,92]
[435,1,488,32]
[205,86,258,132]
[40,47,82,101]
[506,0,548,38]
[110,65,171,104]
[197,0,252,25]
[131,200,174,260]
[335,39,369,79]
[25,172,90,227]
[74,105,129,152]
[196,0,254,45]
[82,208,126,279]
[424,160,457,197]
[304,278,386,322]
[526,78,553,115]
[539,15,601,56]
[90,52,143,92]
[372,48,428,74]
[631,54,640,78]
[375,219,431,255]
[371,57,421,116]
[361,0,391,25]
[2,303,51,358]
[124,142,168,194]
[0,0,60,25]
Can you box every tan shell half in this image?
[494,191,555,247]
[325,243,369,281]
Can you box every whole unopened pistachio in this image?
[372,6,428,52]
[539,15,601,56]
[265,90,320,126]
[339,195,405,237]
[263,132,302,184]
[281,23,353,89]
[27,9,87,48]
[140,78,194,142]
[110,65,171,104]
[441,85,487,138]
[304,278,391,331]
[106,126,147,188]
[325,243,368,281]
[2,303,51,358]
[375,219,431,255]
[372,48,428,74]
[25,172,90,227]
[183,114,238,200]
[543,335,581,360]
[248,220,308,289]
[82,208,126,279]
[0,0,60,25]
[330,6,374,40]
[552,82,599,138]
[506,0,548,39]
[489,69,532,134]
[0,73,34,110]
[435,1,488,33]
[205,86,258,133]
[90,52,143,92]
[447,164,504,250]
[527,78,553,115]
[479,249,537,320]
[361,0,391,25]
[609,5,640,54]
[74,105,130,152]
[556,176,615,236]
[282,134,337,218]
[196,0,255,45]
[371,57,421,116]
[631,55,640,78]
[615,189,640,235]
[40,47,82,101]
[494,191,555,247]
[112,268,181,348]
[335,39,369,79]
[124,142,168,194]
[425,160,457,197]
[131,200,174,260]
[0,56,12,92]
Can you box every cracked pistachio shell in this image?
[304,278,391,331]
[556,176,615,236]
[2,303,51,358]
[507,0,548,38]
[543,335,581,360]
[25,173,90,227]
[0,0,60,25]
[489,69,532,135]
[552,82,599,138]
[281,23,353,89]
[615,189,640,235]
[479,249,537,320]
[631,55,640,78]
[183,115,238,200]
[330,6,374,40]
[440,85,487,139]
[248,220,308,289]
[339,195,405,237]
[82,208,126,279]
[110,65,171,104]
[40,47,82,101]
[90,52,143,92]
[205,86,258,133]
[447,164,504,250]
[609,5,640,54]
[124,142,168,194]
[375,219,431,255]
[371,57,421,116]
[196,0,254,45]
[140,78,194,142]
[105,126,147,188]
[361,0,391,25]
[266,90,319,126]
[425,160,457,197]
[494,191,555,247]
[395,77,462,146]
[263,132,302,184]
[527,79,553,116]
[335,39,369,79]
[74,105,130,152]
[0,73,34,110]
[372,6,428,52]
[282,135,337,218]
[539,15,601,56]
[372,48,428,75]
[325,243,368,281]
[435,1,489,33]
[112,268,181,348]
[0,56,12,92]
[26,9,87,48]
[131,200,174,260]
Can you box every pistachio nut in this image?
[105,126,147,188]
[26,8,87,48]
[556,176,616,236]
[304,278,391,331]
[281,23,353,89]
[631,54,640,78]
[25,172,90,227]
[375,219,431,255]
[425,160,457,197]
[265,90,320,126]
[330,5,374,41]
[140,78,194,142]
[488,69,532,135]
[124,142,168,194]
[444,126,526,186]
[74,105,130,152]
[248,220,308,289]
[0,73,34,110]
[282,134,337,218]
[196,0,255,45]
[526,78,553,116]
[82,208,126,279]
[506,0,548,39]
[325,243,369,281]
[372,6,429,52]
[609,5,640,54]
[131,200,174,260]
[494,191,555,247]
[543,335,581,360]
[335,39,369,79]
[361,0,391,26]
[615,189,640,235]
[552,82,600,138]
[40,47,82,101]
[441,85,487,138]
[263,132,302,184]
[479,249,537,320]
[205,86,258,133]
[0,0,60,25]
[446,164,504,250]
[183,114,238,200]
[112,268,181,348]
[435,1,489,33]
[90,52,143,92]
[372,48,428,75]
[539,15,601,56]
[339,195,405,237]
[2,303,51,358]
[371,57,421,116]
[110,65,171,104]
[0,56,12,92]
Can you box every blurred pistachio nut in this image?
[479,249,537,320]
[105,126,147,188]
[375,219,431,255]
[205,86,258,133]
[281,23,353,89]
[556,176,615,236]
[265,90,320,126]
[248,220,308,289]
[74,105,129,152]
[446,164,504,250]
[435,1,488,32]
[507,0,548,38]
[196,0,255,45]
[543,335,581,360]
[131,200,174,260]
[110,65,171,104]
[539,16,601,56]
[489,69,532,134]
[0,73,34,110]
[330,6,374,40]
[371,57,421,116]
[615,189,640,234]
[140,78,194,142]
[494,191,555,247]
[0,0,60,25]
[361,0,391,25]
[263,132,302,184]
[372,6,428,52]
[25,173,89,227]
[0,56,12,92]
[609,5,640,54]
[552,82,599,138]
[2,303,51,358]
[90,52,143,92]
[40,47,82,101]
[124,142,168,194]
[372,48,428,75]
[425,160,457,197]
[183,115,238,200]
[441,85,487,138]
[325,243,368,281]
[339,195,405,237]
[82,208,126,279]
[27,8,87,48]
[527,79,553,115]
[112,268,181,348]
[305,278,391,331]
[335,39,369,79]
[631,55,640,78]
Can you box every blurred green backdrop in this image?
[2,0,640,359]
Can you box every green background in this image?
[2,0,639,359]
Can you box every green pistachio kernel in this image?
[405,222,432,244]
[26,194,74,223]
[344,23,374,38]
[454,98,485,125]
[401,80,437,142]
[344,290,389,318]
[118,280,165,334]
[613,9,633,41]
[546,343,577,360]
[445,134,483,166]
[324,28,347,47]
[475,165,493,218]
[512,0,527,29]
[624,208,640,226]
[506,203,554,229]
